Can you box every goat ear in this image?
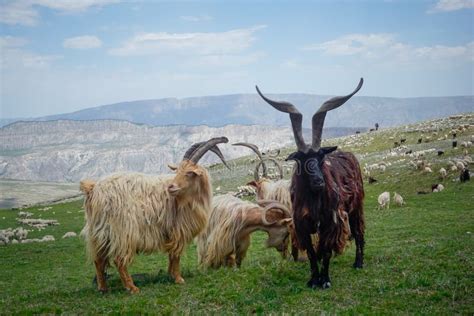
[168,164,178,171]
[318,146,337,156]
[285,151,303,161]
[279,218,293,226]
[187,167,204,177]
[246,180,258,187]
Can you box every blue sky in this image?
[0,0,473,118]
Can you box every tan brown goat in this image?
[80,137,228,293]
[197,194,292,268]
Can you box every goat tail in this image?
[80,179,96,220]
[79,179,106,263]
[80,179,95,195]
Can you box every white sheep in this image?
[0,227,29,245]
[62,232,77,239]
[21,235,55,243]
[393,192,404,207]
[439,168,447,179]
[234,185,256,198]
[432,184,445,192]
[456,161,465,170]
[424,167,433,173]
[378,192,390,210]
[80,137,228,294]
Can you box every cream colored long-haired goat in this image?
[197,194,292,268]
[80,137,228,294]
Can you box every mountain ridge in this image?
[2,94,472,128]
[0,119,362,182]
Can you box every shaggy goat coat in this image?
[259,179,292,208]
[197,195,251,268]
[196,194,289,268]
[81,172,211,266]
[292,152,364,255]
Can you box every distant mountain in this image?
[0,120,359,182]
[2,94,473,128]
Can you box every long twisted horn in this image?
[256,86,308,153]
[254,158,283,181]
[232,142,263,161]
[312,78,363,149]
[186,137,229,166]
[183,141,231,169]
[259,201,292,225]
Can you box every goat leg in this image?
[168,254,185,284]
[114,257,139,294]
[318,250,332,289]
[235,235,251,268]
[298,229,320,288]
[94,256,108,293]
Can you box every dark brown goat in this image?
[256,78,365,289]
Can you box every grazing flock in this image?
[75,78,368,293]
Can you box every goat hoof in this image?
[127,286,140,294]
[353,262,363,269]
[322,281,331,289]
[306,278,319,289]
[98,288,108,294]
[175,277,185,284]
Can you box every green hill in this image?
[0,114,472,314]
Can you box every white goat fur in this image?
[378,192,390,209]
[81,172,210,267]
[257,179,292,209]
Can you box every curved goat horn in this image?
[312,78,363,149]
[256,86,308,153]
[232,142,263,161]
[183,141,205,160]
[260,201,292,225]
[233,142,267,179]
[183,141,231,169]
[186,137,229,166]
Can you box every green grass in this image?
[1,115,473,314]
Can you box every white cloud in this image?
[0,2,38,26]
[304,34,395,57]
[0,36,60,69]
[180,15,213,22]
[414,42,474,60]
[63,35,102,49]
[305,33,474,63]
[0,36,28,49]
[429,0,474,12]
[109,25,266,56]
[0,0,119,26]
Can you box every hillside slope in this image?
[0,120,357,182]
[0,113,472,314]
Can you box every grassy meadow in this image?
[0,115,473,314]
